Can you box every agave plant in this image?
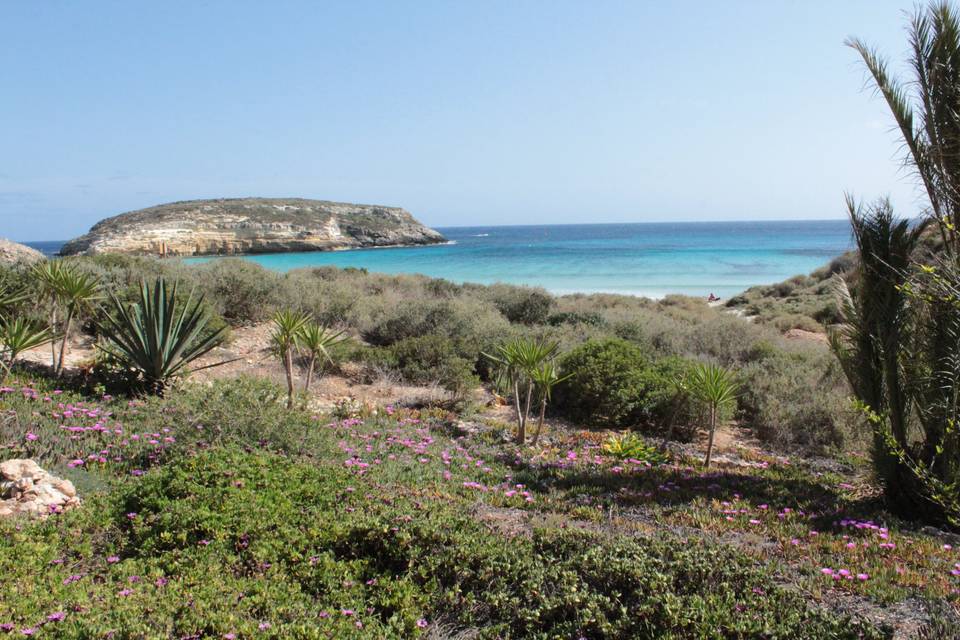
[270,309,309,409]
[0,317,53,382]
[485,337,562,444]
[686,362,739,468]
[98,278,226,395]
[297,321,347,394]
[601,432,668,465]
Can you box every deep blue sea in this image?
[27,220,853,299]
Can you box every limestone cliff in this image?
[59,198,446,256]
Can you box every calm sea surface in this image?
[28,220,852,299]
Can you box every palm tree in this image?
[271,309,309,409]
[528,361,571,445]
[98,278,227,395]
[836,1,960,521]
[830,199,926,500]
[847,1,960,252]
[0,318,53,382]
[485,337,561,444]
[687,362,739,468]
[52,267,101,375]
[297,321,347,394]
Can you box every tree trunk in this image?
[532,398,547,445]
[303,354,316,393]
[704,405,717,467]
[284,348,295,409]
[519,381,533,445]
[513,378,524,441]
[49,306,58,369]
[56,306,74,376]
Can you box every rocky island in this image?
[59,197,446,256]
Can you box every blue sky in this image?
[0,0,931,240]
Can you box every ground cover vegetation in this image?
[2,3,960,637]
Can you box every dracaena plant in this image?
[97,278,226,395]
[270,309,309,409]
[0,317,53,382]
[296,321,347,395]
[686,362,739,468]
[484,337,563,445]
[51,265,101,375]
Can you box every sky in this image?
[0,0,936,240]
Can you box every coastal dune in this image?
[59,197,446,257]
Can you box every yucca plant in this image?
[0,280,29,315]
[485,337,561,444]
[51,266,101,375]
[31,260,67,368]
[686,362,739,467]
[297,321,347,394]
[97,278,226,395]
[271,309,309,409]
[528,360,571,445]
[0,317,53,382]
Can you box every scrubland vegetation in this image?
[4,2,960,637]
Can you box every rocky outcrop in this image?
[0,238,44,266]
[60,198,446,257]
[0,459,80,518]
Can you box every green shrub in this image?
[738,348,857,451]
[196,259,284,325]
[480,284,554,324]
[382,335,478,393]
[554,338,687,428]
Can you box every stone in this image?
[0,238,44,266]
[0,459,81,518]
[59,197,447,256]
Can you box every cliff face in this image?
[59,198,446,257]
[0,238,45,265]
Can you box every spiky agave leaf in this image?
[98,278,226,394]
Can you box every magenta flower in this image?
[107,556,120,564]
[25,433,37,441]
[45,612,66,622]
[416,618,428,628]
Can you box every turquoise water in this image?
[182,220,853,298]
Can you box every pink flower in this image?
[416,618,428,628]
[107,556,120,563]
[857,573,869,581]
[25,433,37,441]
[46,612,65,622]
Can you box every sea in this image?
[27,220,852,299]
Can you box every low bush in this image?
[381,335,478,393]
[554,338,690,429]
[738,349,858,451]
